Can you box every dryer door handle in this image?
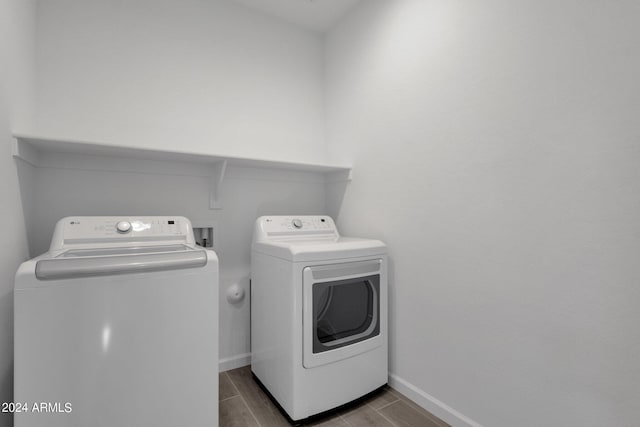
[307,259,382,282]
[35,251,208,280]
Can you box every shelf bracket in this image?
[209,160,227,210]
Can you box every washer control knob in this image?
[116,221,132,233]
[292,219,303,229]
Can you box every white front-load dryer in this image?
[251,215,388,422]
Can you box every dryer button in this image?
[292,219,303,229]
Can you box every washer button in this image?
[116,221,132,233]
[292,219,303,229]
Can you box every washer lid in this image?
[252,236,386,262]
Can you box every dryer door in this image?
[303,259,383,369]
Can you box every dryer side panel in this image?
[250,252,297,415]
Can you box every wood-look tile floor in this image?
[220,367,450,427]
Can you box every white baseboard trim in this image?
[219,352,251,372]
[388,373,483,427]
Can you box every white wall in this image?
[0,0,35,425]
[34,0,326,163]
[326,1,640,426]
[27,0,330,369]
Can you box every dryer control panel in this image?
[254,216,339,242]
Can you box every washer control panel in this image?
[50,216,196,250]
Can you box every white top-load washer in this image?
[14,216,218,427]
[251,215,387,422]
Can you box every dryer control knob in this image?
[116,221,132,233]
[292,219,303,229]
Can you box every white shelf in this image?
[12,133,352,210]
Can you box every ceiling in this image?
[231,0,362,32]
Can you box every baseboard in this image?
[218,352,251,372]
[388,373,483,427]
